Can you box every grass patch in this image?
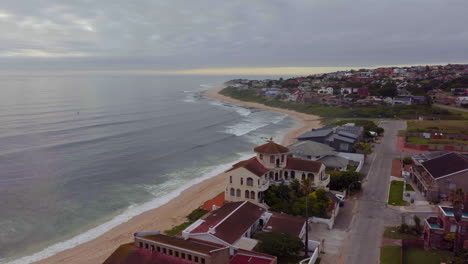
[405,184,415,191]
[402,247,450,264]
[164,208,208,236]
[383,226,419,240]
[407,120,468,135]
[407,136,468,145]
[388,181,408,206]
[380,246,402,264]
[433,104,468,119]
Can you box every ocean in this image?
[0,74,297,263]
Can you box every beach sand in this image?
[33,86,322,264]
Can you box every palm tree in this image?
[449,188,465,255]
[300,178,313,196]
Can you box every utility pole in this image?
[304,195,309,257]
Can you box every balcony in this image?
[425,216,443,230]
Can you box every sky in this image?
[0,0,467,74]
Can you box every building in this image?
[317,87,334,95]
[289,141,356,171]
[424,205,468,250]
[393,97,412,105]
[224,141,330,204]
[182,201,267,251]
[104,231,277,264]
[297,124,363,152]
[410,152,468,200]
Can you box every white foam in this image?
[208,100,252,117]
[5,153,253,264]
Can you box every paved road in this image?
[434,103,468,113]
[343,120,406,264]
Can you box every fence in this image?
[298,247,320,264]
[310,216,334,229]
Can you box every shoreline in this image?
[27,85,322,264]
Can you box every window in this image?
[245,190,249,198]
[308,173,314,180]
[151,245,155,251]
[157,246,160,252]
[270,155,274,163]
[163,248,167,254]
[195,256,199,262]
[269,171,273,180]
[307,155,312,159]
[302,173,305,180]
[188,255,192,261]
[260,153,263,160]
[230,188,235,196]
[139,242,143,248]
[240,177,243,185]
[181,253,186,259]
[201,258,206,264]
[258,179,260,185]
[281,155,284,162]
[284,171,288,179]
[251,191,255,200]
[247,177,253,186]
[175,251,179,257]
[145,243,149,249]
[169,249,173,255]
[230,175,232,184]
[236,189,241,197]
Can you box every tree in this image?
[403,156,413,165]
[329,170,363,191]
[354,142,372,154]
[413,215,422,235]
[254,232,304,258]
[300,178,313,196]
[449,188,465,254]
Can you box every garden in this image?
[388,181,407,206]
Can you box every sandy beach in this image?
[32,86,322,264]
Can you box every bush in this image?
[254,232,304,258]
[402,156,413,165]
[400,223,410,234]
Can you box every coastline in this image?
[203,85,322,146]
[28,85,322,264]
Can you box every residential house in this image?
[288,141,354,171]
[224,141,330,204]
[317,87,334,95]
[409,152,468,200]
[104,231,277,264]
[297,124,364,153]
[456,96,468,106]
[423,204,468,250]
[393,97,412,105]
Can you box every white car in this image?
[335,194,345,201]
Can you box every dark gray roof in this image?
[289,141,337,157]
[337,130,359,139]
[413,151,450,164]
[328,134,356,143]
[421,152,468,179]
[298,126,333,139]
[318,155,349,169]
[337,125,362,135]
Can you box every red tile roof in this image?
[254,141,289,154]
[230,254,275,264]
[285,157,323,173]
[190,201,266,244]
[139,234,219,254]
[263,212,306,237]
[226,157,269,177]
[103,244,193,264]
[201,192,225,211]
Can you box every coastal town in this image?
[102,65,468,264]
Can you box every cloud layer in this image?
[1,0,467,72]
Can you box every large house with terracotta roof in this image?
[224,141,330,204]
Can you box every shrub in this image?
[402,156,413,165]
[254,232,304,258]
[400,223,410,234]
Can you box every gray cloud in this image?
[0,0,467,71]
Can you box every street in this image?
[342,120,406,264]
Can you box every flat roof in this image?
[139,234,219,254]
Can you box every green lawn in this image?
[407,120,468,135]
[405,184,415,192]
[388,181,408,206]
[383,226,419,240]
[407,136,468,145]
[380,246,402,264]
[402,248,451,264]
[433,104,468,119]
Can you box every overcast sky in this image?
[1,0,467,73]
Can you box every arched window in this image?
[259,153,263,160]
[240,177,243,185]
[247,177,253,186]
[245,190,250,198]
[281,155,284,162]
[308,173,314,181]
[291,171,295,179]
[270,155,275,163]
[230,188,235,196]
[269,171,274,180]
[236,189,241,197]
[230,176,232,184]
[251,191,255,200]
[284,171,289,179]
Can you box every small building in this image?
[410,152,468,200]
[424,205,468,250]
[297,125,363,153]
[393,97,412,105]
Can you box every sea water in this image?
[0,74,297,263]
